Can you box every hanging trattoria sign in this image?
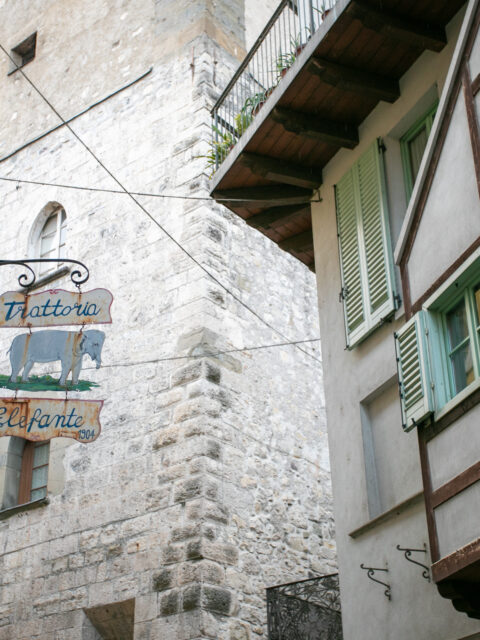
[0,288,113,328]
[0,258,111,444]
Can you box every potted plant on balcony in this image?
[199,125,236,175]
[275,50,297,81]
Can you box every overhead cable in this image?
[0,43,321,366]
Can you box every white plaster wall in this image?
[0,1,334,638]
[408,93,480,304]
[311,6,480,639]
[428,405,480,490]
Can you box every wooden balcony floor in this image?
[210,0,467,270]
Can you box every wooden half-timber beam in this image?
[212,185,312,208]
[307,57,400,104]
[272,107,358,149]
[247,204,310,231]
[348,1,447,52]
[239,152,322,189]
[278,230,313,253]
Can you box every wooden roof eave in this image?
[209,0,466,270]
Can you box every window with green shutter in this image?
[395,312,433,431]
[336,140,398,348]
[395,256,480,430]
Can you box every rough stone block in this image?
[153,568,174,592]
[182,584,201,611]
[186,539,204,560]
[171,361,203,387]
[174,477,203,503]
[229,620,251,640]
[159,590,180,617]
[202,586,232,615]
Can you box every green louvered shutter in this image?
[357,143,396,324]
[336,140,398,348]
[395,312,433,431]
[336,169,367,344]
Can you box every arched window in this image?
[37,205,67,274]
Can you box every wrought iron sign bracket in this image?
[0,259,89,290]
[396,544,430,582]
[360,564,391,601]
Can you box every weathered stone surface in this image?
[153,569,174,592]
[202,586,232,615]
[160,590,180,616]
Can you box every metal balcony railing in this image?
[209,0,337,173]
[267,573,343,640]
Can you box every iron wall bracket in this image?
[0,258,89,289]
[360,564,391,601]
[396,544,430,582]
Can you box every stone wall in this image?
[0,1,335,638]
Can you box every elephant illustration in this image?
[8,329,105,386]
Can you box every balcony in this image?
[209,0,466,270]
[267,574,343,639]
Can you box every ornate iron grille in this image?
[267,574,343,640]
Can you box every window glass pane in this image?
[42,214,57,236]
[450,343,474,394]
[408,126,428,185]
[30,487,47,501]
[33,443,49,466]
[40,228,56,250]
[446,301,469,349]
[31,465,48,490]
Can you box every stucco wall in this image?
[0,1,335,639]
[311,6,480,640]
[407,92,480,304]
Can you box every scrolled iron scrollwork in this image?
[360,564,391,601]
[0,259,90,289]
[396,544,430,582]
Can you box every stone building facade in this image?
[0,1,335,638]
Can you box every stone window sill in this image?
[0,497,49,520]
[349,491,424,539]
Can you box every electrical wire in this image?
[0,43,321,365]
[0,176,318,204]
[78,337,322,369]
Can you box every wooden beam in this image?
[278,230,313,253]
[212,185,312,208]
[247,204,310,231]
[271,107,358,149]
[348,1,447,52]
[239,152,322,189]
[307,57,400,103]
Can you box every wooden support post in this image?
[278,230,313,253]
[348,1,447,52]
[307,57,400,103]
[247,204,310,231]
[272,107,359,149]
[240,152,322,189]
